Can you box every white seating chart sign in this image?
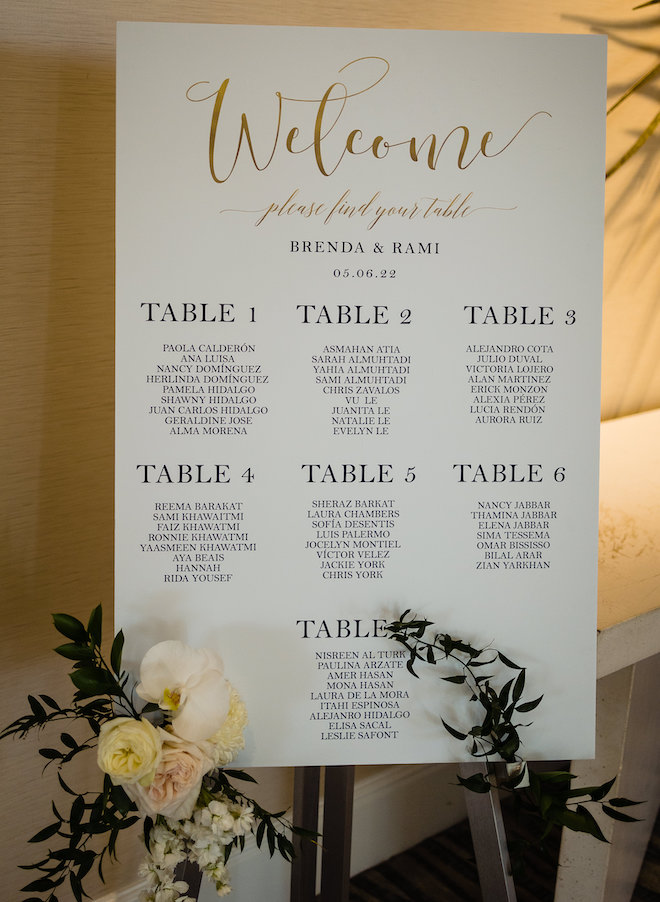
[116,24,606,766]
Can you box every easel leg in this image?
[174,858,203,900]
[555,654,660,902]
[319,765,355,902]
[290,764,355,902]
[290,765,321,902]
[459,762,518,902]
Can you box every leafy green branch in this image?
[2,606,315,902]
[386,611,643,849]
[1,606,137,749]
[204,769,317,864]
[2,607,141,902]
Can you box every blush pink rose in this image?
[127,730,213,821]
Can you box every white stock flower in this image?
[231,802,255,835]
[140,822,194,902]
[148,823,186,869]
[137,640,231,742]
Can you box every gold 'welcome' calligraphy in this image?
[185,57,551,183]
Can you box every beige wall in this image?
[2,2,659,899]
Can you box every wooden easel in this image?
[288,761,517,902]
[177,762,516,901]
[290,765,355,902]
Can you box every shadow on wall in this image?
[566,7,660,418]
[0,45,120,901]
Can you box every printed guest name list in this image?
[116,24,605,765]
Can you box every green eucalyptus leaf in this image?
[277,833,294,861]
[516,694,543,713]
[52,801,64,820]
[293,826,320,839]
[540,792,554,817]
[576,804,608,842]
[565,784,601,799]
[54,643,94,661]
[222,769,258,783]
[78,850,97,881]
[70,667,121,698]
[481,709,493,735]
[52,613,88,643]
[441,718,468,741]
[28,822,61,843]
[498,650,523,670]
[57,771,78,796]
[110,784,135,816]
[18,857,57,870]
[453,640,480,656]
[553,805,608,842]
[498,735,520,761]
[255,819,267,848]
[60,732,78,750]
[70,870,83,902]
[87,605,103,647]
[50,849,88,863]
[143,817,154,851]
[108,826,120,859]
[39,748,62,760]
[110,630,125,675]
[589,776,617,802]
[602,805,642,823]
[511,669,526,704]
[498,678,513,708]
[537,771,576,784]
[70,795,85,828]
[27,695,46,719]
[405,658,419,678]
[457,772,492,793]
[22,877,59,893]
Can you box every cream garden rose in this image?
[97,717,162,786]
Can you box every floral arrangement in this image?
[386,611,643,867]
[1,607,308,902]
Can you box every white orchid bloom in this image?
[136,640,231,742]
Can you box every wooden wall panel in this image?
[1,2,658,899]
